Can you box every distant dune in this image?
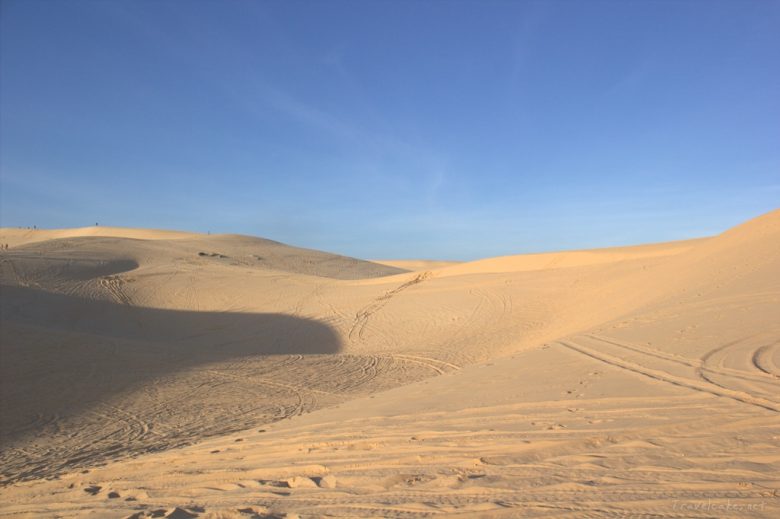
[432,238,709,276]
[371,259,462,271]
[1,210,778,518]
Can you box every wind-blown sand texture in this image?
[1,210,778,518]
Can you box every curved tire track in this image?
[558,339,780,413]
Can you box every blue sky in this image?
[1,0,778,260]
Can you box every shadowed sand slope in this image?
[0,210,778,518]
[0,288,342,483]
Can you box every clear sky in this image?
[1,0,778,260]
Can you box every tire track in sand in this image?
[349,272,432,342]
[99,275,132,305]
[558,338,780,413]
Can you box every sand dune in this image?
[1,210,778,518]
[0,226,199,247]
[432,239,704,277]
[371,259,463,271]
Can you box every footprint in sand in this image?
[83,485,101,495]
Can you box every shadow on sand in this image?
[0,285,342,461]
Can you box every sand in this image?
[371,259,463,271]
[0,210,778,518]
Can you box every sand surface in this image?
[371,259,463,271]
[1,211,778,518]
